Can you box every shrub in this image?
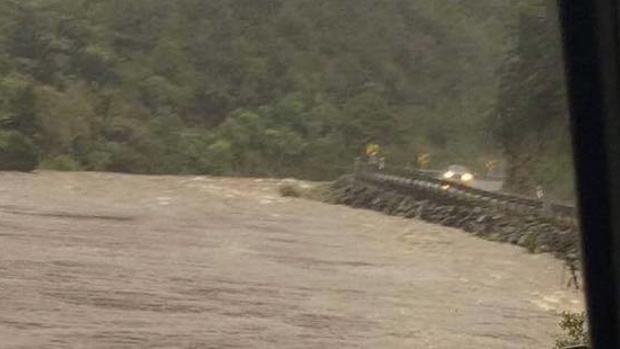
[82,149,114,172]
[96,142,151,173]
[279,179,303,198]
[279,183,302,198]
[303,182,330,201]
[0,131,40,171]
[555,311,589,349]
[40,155,83,171]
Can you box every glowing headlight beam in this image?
[462,173,473,181]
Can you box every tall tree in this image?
[492,1,571,197]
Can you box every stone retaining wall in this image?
[326,176,581,263]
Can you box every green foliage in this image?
[0,131,40,171]
[32,84,97,155]
[492,0,573,200]
[0,0,555,181]
[555,312,589,349]
[40,155,82,171]
[0,74,36,134]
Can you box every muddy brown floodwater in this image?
[0,171,582,349]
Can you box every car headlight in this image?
[462,173,473,181]
[443,171,454,179]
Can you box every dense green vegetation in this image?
[492,1,574,199]
[0,0,510,176]
[0,0,573,198]
[555,312,589,348]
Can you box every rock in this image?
[487,233,502,241]
[325,179,581,265]
[394,199,412,215]
[456,217,470,228]
[278,179,303,198]
[385,196,404,214]
[370,197,382,208]
[517,233,531,247]
[404,208,418,218]
[535,244,552,253]
[441,216,458,226]
[502,226,517,235]
[416,201,428,219]
[463,222,480,233]
[508,233,521,245]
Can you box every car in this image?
[442,165,474,184]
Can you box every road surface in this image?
[0,171,581,348]
[471,178,503,192]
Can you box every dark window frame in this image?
[558,0,620,347]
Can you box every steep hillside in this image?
[0,0,519,178]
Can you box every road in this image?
[417,170,504,192]
[0,171,581,349]
[471,178,503,192]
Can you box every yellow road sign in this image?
[365,143,380,157]
[484,160,497,171]
[417,153,430,168]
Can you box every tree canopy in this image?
[0,0,573,199]
[492,1,573,199]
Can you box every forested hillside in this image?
[492,1,573,199]
[0,0,516,178]
[0,0,572,198]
